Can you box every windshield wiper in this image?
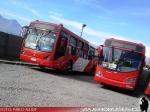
[115,50,134,71]
[40,30,51,38]
[36,30,52,50]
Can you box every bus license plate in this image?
[31,57,36,61]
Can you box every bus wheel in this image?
[65,61,72,71]
[136,70,150,94]
[138,70,150,86]
[90,66,96,75]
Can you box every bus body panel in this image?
[96,65,139,82]
[20,49,95,72]
[94,65,139,90]
[94,74,136,90]
[20,48,52,67]
[22,48,51,59]
[83,58,98,73]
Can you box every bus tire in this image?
[90,66,96,75]
[65,60,73,71]
[138,70,150,86]
[136,70,150,94]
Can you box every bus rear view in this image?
[94,38,145,90]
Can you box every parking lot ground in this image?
[0,62,149,110]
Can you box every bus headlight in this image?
[96,71,103,76]
[126,77,137,83]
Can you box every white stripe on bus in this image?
[72,58,89,72]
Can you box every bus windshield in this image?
[100,46,143,72]
[24,28,57,52]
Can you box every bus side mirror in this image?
[20,26,29,37]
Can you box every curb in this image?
[0,60,37,67]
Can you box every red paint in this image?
[0,107,82,112]
[94,38,145,91]
[20,20,98,73]
[94,65,139,90]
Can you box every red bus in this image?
[20,20,98,73]
[94,38,146,90]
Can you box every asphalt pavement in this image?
[0,61,149,110]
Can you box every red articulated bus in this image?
[20,20,98,74]
[94,38,146,90]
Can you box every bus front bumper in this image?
[20,54,52,67]
[94,74,136,91]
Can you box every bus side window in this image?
[88,46,95,59]
[83,43,89,59]
[77,41,84,57]
[69,36,77,55]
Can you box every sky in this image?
[0,0,150,57]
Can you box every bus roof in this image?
[31,20,60,28]
[105,38,145,54]
[106,38,145,47]
[31,20,89,44]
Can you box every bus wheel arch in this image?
[65,60,73,71]
[90,65,96,75]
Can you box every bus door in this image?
[54,31,68,60]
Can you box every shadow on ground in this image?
[29,66,96,84]
[100,83,147,98]
[28,66,150,99]
[1,60,149,99]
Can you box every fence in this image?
[0,32,23,60]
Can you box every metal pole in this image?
[80,24,86,37]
